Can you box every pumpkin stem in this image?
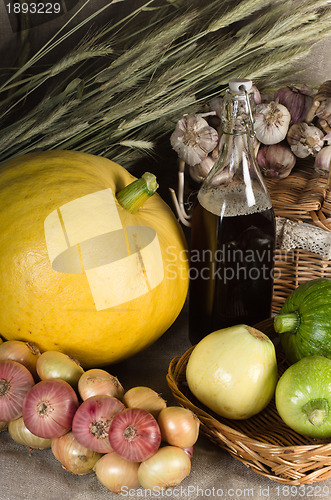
[302,398,329,427]
[116,172,159,213]
[274,312,299,334]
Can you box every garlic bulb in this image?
[254,101,291,145]
[257,143,296,179]
[287,122,325,158]
[274,85,313,123]
[306,80,331,126]
[314,146,331,173]
[170,114,219,166]
[189,156,215,183]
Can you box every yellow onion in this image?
[78,369,124,401]
[0,340,40,379]
[36,351,84,389]
[157,407,199,448]
[123,386,167,418]
[51,432,102,475]
[138,446,191,490]
[8,417,51,449]
[186,324,278,420]
[94,451,140,493]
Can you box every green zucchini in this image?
[274,278,331,363]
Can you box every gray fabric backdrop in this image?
[0,2,331,499]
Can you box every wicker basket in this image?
[167,319,331,485]
[265,159,331,313]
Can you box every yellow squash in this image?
[0,150,189,367]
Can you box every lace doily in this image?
[276,217,331,260]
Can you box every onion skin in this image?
[94,451,140,493]
[0,421,8,431]
[51,431,102,475]
[0,360,34,421]
[78,369,124,401]
[0,341,40,379]
[72,395,125,453]
[22,379,79,439]
[138,446,191,490]
[186,324,278,419]
[36,351,84,389]
[123,386,167,418]
[158,407,200,448]
[108,408,161,463]
[8,417,52,449]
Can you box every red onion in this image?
[72,395,125,453]
[22,379,79,439]
[108,408,161,463]
[0,360,34,421]
[183,446,194,459]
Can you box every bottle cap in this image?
[229,79,252,94]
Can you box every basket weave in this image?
[265,159,331,313]
[167,319,331,485]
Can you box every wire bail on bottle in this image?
[170,79,255,226]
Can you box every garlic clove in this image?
[314,146,331,173]
[189,156,215,183]
[287,122,325,158]
[306,80,331,125]
[170,114,219,167]
[254,101,291,145]
[252,85,262,105]
[256,142,296,179]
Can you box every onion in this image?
[0,340,41,379]
[36,351,84,389]
[8,417,52,449]
[72,395,125,453]
[108,408,161,463]
[0,360,34,421]
[78,369,124,401]
[183,446,194,459]
[51,431,102,475]
[94,451,140,493]
[22,379,79,439]
[186,324,278,419]
[123,386,167,418]
[158,407,200,448]
[138,446,191,490]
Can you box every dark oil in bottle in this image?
[189,199,275,344]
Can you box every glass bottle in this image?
[189,79,276,344]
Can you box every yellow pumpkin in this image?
[0,150,189,367]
